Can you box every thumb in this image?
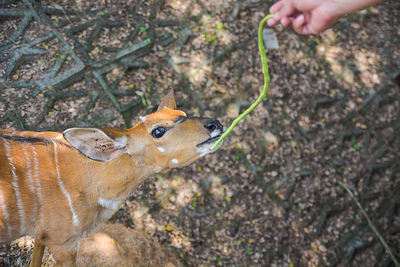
[297,13,320,35]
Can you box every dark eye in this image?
[151,127,169,138]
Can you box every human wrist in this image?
[327,0,386,18]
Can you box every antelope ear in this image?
[63,128,128,162]
[157,89,176,111]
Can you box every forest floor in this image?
[0,0,399,266]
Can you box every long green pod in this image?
[211,14,274,150]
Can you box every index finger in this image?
[270,1,284,14]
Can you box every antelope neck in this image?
[83,153,161,203]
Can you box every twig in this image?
[340,182,400,266]
[210,14,275,150]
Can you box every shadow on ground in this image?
[0,0,399,266]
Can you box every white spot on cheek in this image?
[157,147,166,153]
[171,158,179,164]
[139,116,146,123]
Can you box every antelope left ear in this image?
[63,128,128,162]
[157,89,176,111]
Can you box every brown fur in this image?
[0,91,223,266]
[76,223,183,267]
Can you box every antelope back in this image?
[0,130,71,242]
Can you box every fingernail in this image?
[267,19,274,26]
[296,14,304,23]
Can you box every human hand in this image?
[267,0,342,34]
[267,0,387,34]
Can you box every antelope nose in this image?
[204,120,223,132]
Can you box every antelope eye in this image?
[151,127,169,138]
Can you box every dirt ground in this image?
[0,0,399,266]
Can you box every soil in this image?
[0,0,399,266]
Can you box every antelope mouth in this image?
[196,134,222,147]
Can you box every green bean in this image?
[211,14,275,150]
